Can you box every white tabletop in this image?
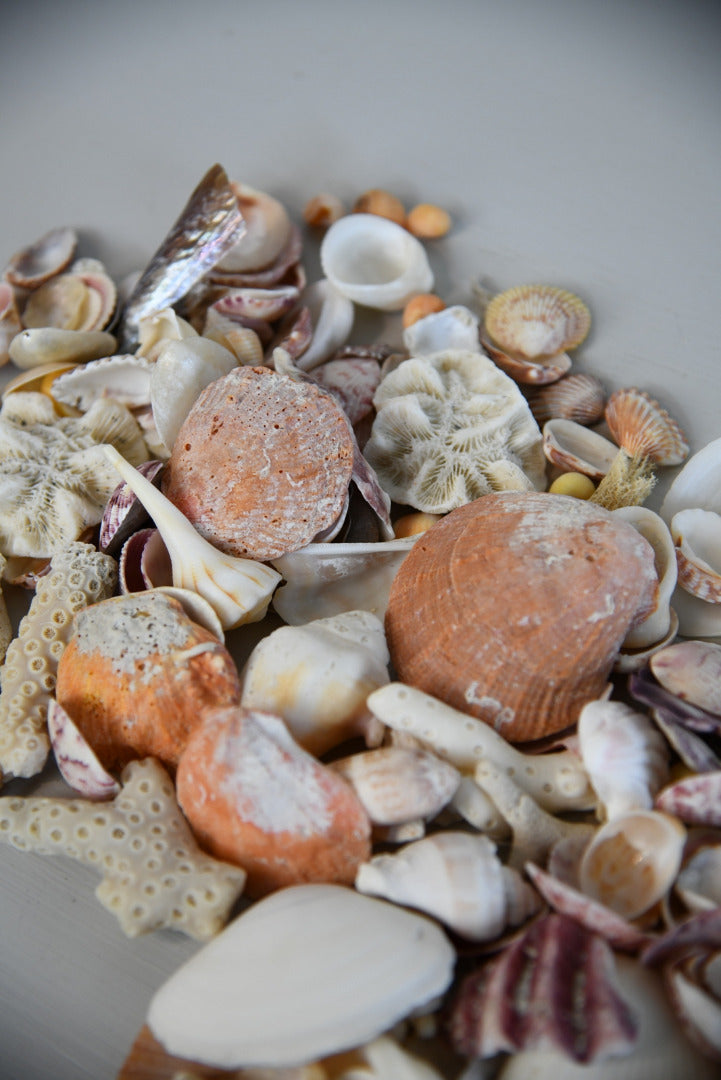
[1,1,720,1077]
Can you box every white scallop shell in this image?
[355,831,541,942]
[320,213,434,312]
[147,883,455,1068]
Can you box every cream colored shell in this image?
[364,350,546,513]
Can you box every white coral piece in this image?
[0,757,246,939]
[363,349,546,513]
[0,541,117,781]
[0,391,149,558]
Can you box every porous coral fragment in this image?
[0,391,149,558]
[0,757,246,939]
[0,541,117,782]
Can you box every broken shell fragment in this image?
[103,446,282,629]
[355,831,541,942]
[579,809,686,920]
[320,213,433,312]
[239,610,389,756]
[605,387,689,466]
[402,305,481,355]
[50,352,153,412]
[384,493,659,742]
[448,913,638,1063]
[364,350,546,514]
[147,883,455,1068]
[54,591,242,771]
[47,698,121,799]
[176,707,372,897]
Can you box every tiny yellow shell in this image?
[549,472,596,499]
[394,512,442,538]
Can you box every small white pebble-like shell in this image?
[0,541,117,781]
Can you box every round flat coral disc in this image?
[162,366,355,560]
[385,491,659,743]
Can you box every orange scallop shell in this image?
[484,285,591,360]
[604,387,689,465]
[384,492,659,743]
[162,365,355,560]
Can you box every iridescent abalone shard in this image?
[385,492,659,742]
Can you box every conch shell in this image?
[385,492,659,742]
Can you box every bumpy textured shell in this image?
[385,492,659,742]
[0,542,117,781]
[55,591,241,771]
[364,350,546,514]
[162,365,355,560]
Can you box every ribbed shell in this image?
[604,387,689,465]
[484,285,591,359]
[384,492,659,742]
[525,372,606,426]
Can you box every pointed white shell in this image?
[147,883,455,1068]
[355,831,541,941]
[320,214,433,312]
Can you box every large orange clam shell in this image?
[385,492,659,742]
[162,365,355,561]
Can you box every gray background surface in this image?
[1,1,720,1077]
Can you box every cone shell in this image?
[484,285,591,360]
[55,591,241,771]
[385,492,659,742]
[162,365,355,560]
[605,387,689,466]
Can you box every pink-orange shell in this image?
[604,387,689,465]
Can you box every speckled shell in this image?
[162,365,355,560]
[385,492,659,742]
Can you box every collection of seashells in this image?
[1,163,721,1079]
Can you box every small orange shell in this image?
[55,592,242,771]
[484,284,591,360]
[385,492,659,742]
[605,387,689,465]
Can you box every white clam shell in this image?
[612,506,677,651]
[579,809,686,920]
[668,585,721,638]
[149,336,239,453]
[577,699,669,821]
[147,882,455,1069]
[660,436,721,523]
[240,610,390,756]
[402,305,481,355]
[355,831,541,942]
[671,507,721,603]
[675,844,721,912]
[320,213,434,312]
[542,417,619,478]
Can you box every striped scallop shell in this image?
[604,387,689,465]
[525,372,606,426]
[484,285,591,360]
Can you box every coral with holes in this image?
[0,541,117,783]
[0,757,246,938]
